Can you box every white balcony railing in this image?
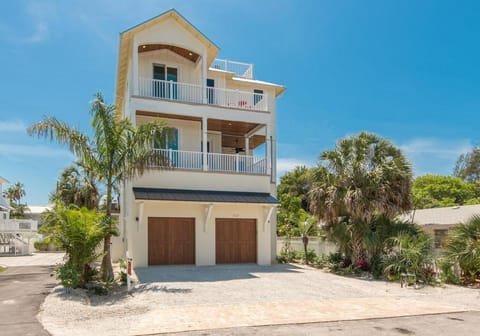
[0,219,38,232]
[138,78,268,112]
[210,59,254,79]
[150,149,267,175]
[207,152,267,174]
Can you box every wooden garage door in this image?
[215,218,257,264]
[148,217,195,265]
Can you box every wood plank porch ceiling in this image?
[136,111,265,149]
[138,44,199,63]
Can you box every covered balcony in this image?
[131,43,268,112]
[137,112,274,177]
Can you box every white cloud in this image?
[276,158,312,177]
[0,121,26,132]
[0,143,72,158]
[24,22,49,44]
[399,138,471,160]
[398,138,471,176]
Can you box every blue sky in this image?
[1,0,479,205]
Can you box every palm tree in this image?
[3,182,28,218]
[442,215,480,282]
[309,132,413,266]
[51,163,99,210]
[28,92,168,281]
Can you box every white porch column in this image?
[245,136,250,155]
[202,51,207,104]
[132,39,139,96]
[202,116,208,171]
[266,125,272,176]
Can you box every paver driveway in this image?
[40,264,480,336]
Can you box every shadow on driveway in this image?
[135,263,302,284]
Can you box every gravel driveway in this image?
[40,264,480,336]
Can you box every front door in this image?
[206,78,215,104]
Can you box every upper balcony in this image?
[0,219,38,232]
[210,59,254,79]
[136,76,268,112]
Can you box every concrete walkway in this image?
[170,311,480,336]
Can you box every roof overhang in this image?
[133,187,279,205]
[115,9,219,119]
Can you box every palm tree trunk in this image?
[101,234,114,281]
[302,234,309,265]
[101,180,114,281]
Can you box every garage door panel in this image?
[216,218,256,264]
[148,217,195,265]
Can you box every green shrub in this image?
[438,258,460,284]
[442,215,480,283]
[56,264,81,289]
[383,232,435,283]
[48,206,106,288]
[34,240,48,251]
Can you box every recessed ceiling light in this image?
[142,45,146,49]
[189,52,193,56]
[228,122,232,126]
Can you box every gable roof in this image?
[115,9,219,118]
[401,204,480,226]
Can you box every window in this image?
[434,229,448,248]
[152,64,178,99]
[154,128,178,150]
[254,89,263,105]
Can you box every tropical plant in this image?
[383,231,434,282]
[28,92,169,281]
[310,132,413,266]
[454,146,480,183]
[412,174,480,209]
[3,181,29,218]
[442,215,480,283]
[51,163,99,210]
[47,205,106,288]
[277,166,314,212]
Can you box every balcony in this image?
[150,149,268,175]
[211,59,254,79]
[137,78,268,112]
[0,219,38,232]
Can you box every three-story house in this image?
[115,10,285,267]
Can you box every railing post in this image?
[202,117,208,171]
[235,153,240,172]
[265,92,269,111]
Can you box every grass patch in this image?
[0,266,6,273]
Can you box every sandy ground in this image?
[39,264,480,336]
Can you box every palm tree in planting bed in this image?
[28,93,169,281]
[309,132,413,267]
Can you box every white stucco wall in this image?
[126,200,273,268]
[133,170,271,193]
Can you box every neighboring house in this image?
[0,176,10,220]
[114,10,285,267]
[25,205,52,228]
[0,177,38,255]
[403,204,480,248]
